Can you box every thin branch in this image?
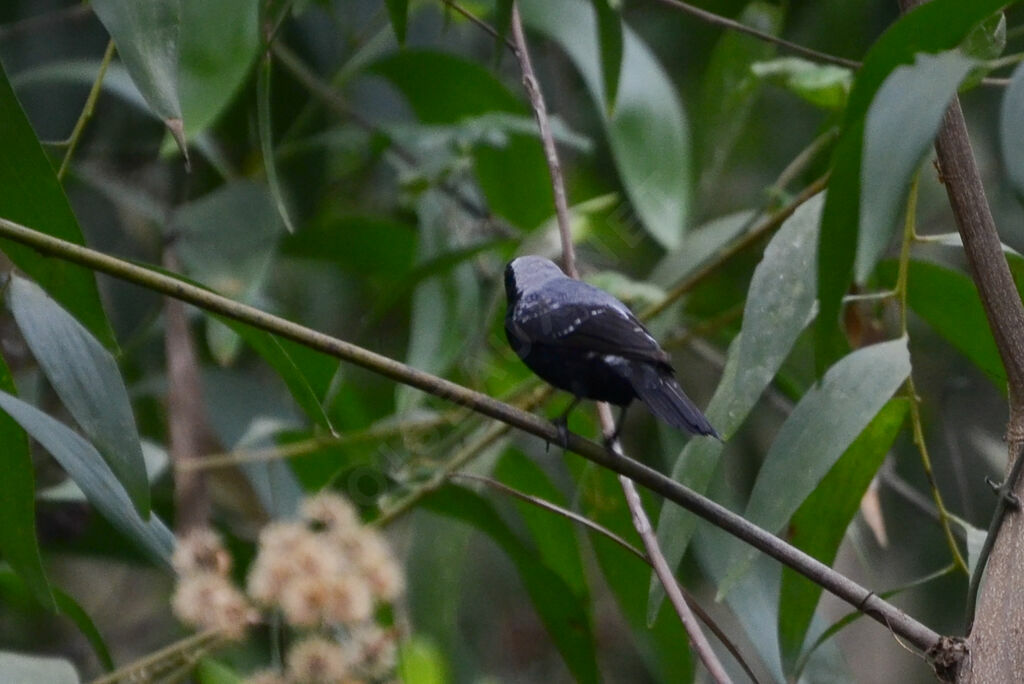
[451,471,649,562]
[651,0,859,69]
[441,0,516,51]
[453,470,765,684]
[511,5,729,679]
[0,215,942,654]
[510,3,577,279]
[58,39,116,180]
[88,629,227,684]
[642,173,829,321]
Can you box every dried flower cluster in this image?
[171,492,404,683]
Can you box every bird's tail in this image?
[628,362,720,439]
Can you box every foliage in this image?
[0,0,1023,681]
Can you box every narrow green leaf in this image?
[649,193,823,623]
[962,12,1006,61]
[699,2,784,178]
[90,0,185,151]
[520,0,691,248]
[816,0,1009,373]
[385,0,409,43]
[0,58,116,348]
[1001,60,1024,199]
[7,276,150,517]
[177,0,260,140]
[0,652,79,684]
[495,450,589,598]
[650,210,757,287]
[855,51,974,283]
[591,0,623,113]
[0,354,52,610]
[720,338,911,598]
[0,391,173,566]
[423,486,599,684]
[778,399,908,673]
[53,589,114,672]
[257,56,296,233]
[195,658,243,684]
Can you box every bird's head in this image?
[504,256,566,303]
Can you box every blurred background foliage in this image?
[1,0,1024,682]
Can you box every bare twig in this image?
[441,0,516,51]
[0,215,943,654]
[510,3,576,278]
[58,39,116,180]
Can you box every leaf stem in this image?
[58,39,115,181]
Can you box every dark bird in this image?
[503,255,719,441]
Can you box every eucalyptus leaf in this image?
[750,57,851,110]
[0,391,173,566]
[0,652,79,684]
[7,276,150,517]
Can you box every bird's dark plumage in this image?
[503,256,718,438]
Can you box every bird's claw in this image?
[986,476,1021,510]
[551,416,571,451]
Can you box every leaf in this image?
[649,193,824,623]
[750,57,852,110]
[495,450,589,598]
[855,51,975,283]
[177,0,260,140]
[53,589,114,672]
[962,12,1006,61]
[423,486,599,684]
[1001,60,1024,199]
[877,259,1005,387]
[650,210,757,288]
[90,0,186,153]
[0,58,115,348]
[719,338,911,598]
[0,652,79,684]
[195,658,243,684]
[0,390,174,566]
[7,275,150,517]
[816,0,1008,372]
[371,49,553,229]
[0,354,52,609]
[520,0,691,249]
[257,52,296,233]
[398,636,449,684]
[778,399,908,673]
[385,0,409,43]
[950,516,987,576]
[591,0,623,112]
[699,2,784,179]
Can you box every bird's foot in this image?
[986,476,1021,510]
[551,416,571,451]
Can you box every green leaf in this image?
[195,658,243,684]
[257,52,295,233]
[817,0,1009,372]
[520,0,692,249]
[962,12,1006,61]
[855,51,975,283]
[0,354,52,610]
[371,49,553,229]
[0,652,79,684]
[878,259,1005,387]
[591,0,623,112]
[398,636,449,684]
[750,57,851,110]
[53,589,114,672]
[0,390,173,566]
[778,399,908,673]
[90,0,185,152]
[720,337,911,597]
[423,486,599,684]
[385,0,409,43]
[0,58,116,349]
[699,2,784,179]
[1001,60,1024,199]
[950,515,987,576]
[177,0,259,140]
[7,275,150,517]
[650,210,757,287]
[495,450,589,598]
[650,193,823,623]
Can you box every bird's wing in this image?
[512,285,670,366]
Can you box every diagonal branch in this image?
[0,214,941,655]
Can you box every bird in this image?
[503,255,719,443]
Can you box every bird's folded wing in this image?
[514,295,670,366]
